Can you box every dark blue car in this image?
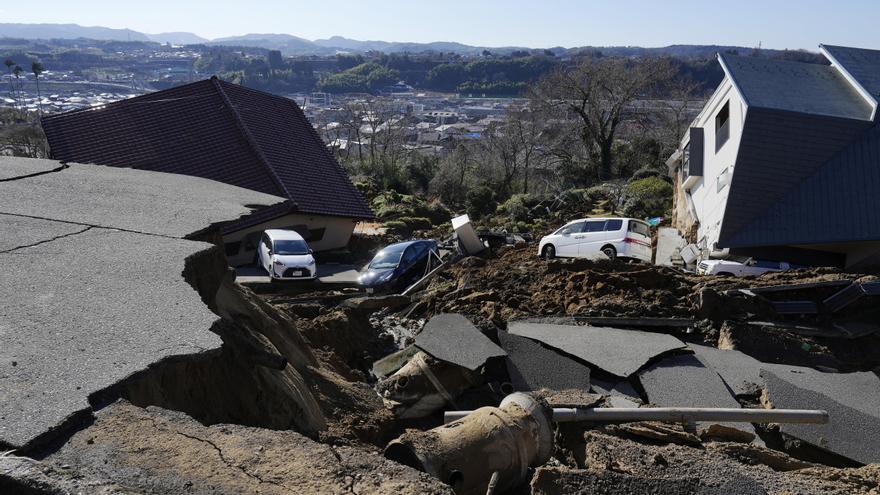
[359,240,439,293]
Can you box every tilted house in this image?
[41,77,373,266]
[668,45,880,269]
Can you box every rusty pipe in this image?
[384,393,552,495]
[444,407,829,425]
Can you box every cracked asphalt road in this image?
[0,156,286,451]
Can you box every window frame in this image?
[715,101,730,153]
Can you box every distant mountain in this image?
[0,23,815,59]
[208,33,324,54]
[147,32,208,45]
[0,23,150,42]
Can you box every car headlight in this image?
[273,260,285,267]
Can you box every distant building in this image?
[667,45,880,269]
[42,77,373,266]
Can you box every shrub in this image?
[466,185,497,220]
[383,220,410,234]
[397,216,432,231]
[623,176,673,218]
[497,194,532,223]
[630,167,664,182]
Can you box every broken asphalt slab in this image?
[0,157,283,238]
[498,331,591,393]
[0,401,452,495]
[689,344,763,396]
[639,354,758,442]
[0,157,288,451]
[415,313,506,371]
[508,321,686,378]
[0,226,222,450]
[761,366,880,464]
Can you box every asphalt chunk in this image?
[761,367,880,464]
[689,344,764,396]
[498,331,591,392]
[508,322,686,378]
[415,313,506,371]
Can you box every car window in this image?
[604,219,623,231]
[369,249,404,270]
[401,246,421,266]
[273,239,310,255]
[583,221,605,232]
[628,220,650,237]
[556,222,585,235]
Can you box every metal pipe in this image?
[444,407,828,425]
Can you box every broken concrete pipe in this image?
[384,392,553,495]
[443,407,830,425]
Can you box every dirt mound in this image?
[419,246,700,326]
[0,401,451,495]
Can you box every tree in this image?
[531,56,676,180]
[31,61,44,117]
[12,65,23,117]
[4,58,16,117]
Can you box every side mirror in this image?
[309,249,314,254]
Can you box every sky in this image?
[3,0,880,50]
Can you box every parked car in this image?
[537,218,652,262]
[697,258,796,276]
[257,229,317,281]
[359,240,439,293]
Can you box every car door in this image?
[555,221,586,257]
[576,220,608,257]
[259,234,272,273]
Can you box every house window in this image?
[716,166,730,192]
[715,101,730,152]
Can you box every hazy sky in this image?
[3,0,880,50]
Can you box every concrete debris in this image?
[385,393,552,495]
[377,351,482,419]
[761,366,880,464]
[498,330,592,393]
[638,354,758,443]
[508,321,686,378]
[415,313,506,371]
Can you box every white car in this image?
[257,229,317,281]
[697,258,792,277]
[538,217,653,262]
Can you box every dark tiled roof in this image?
[725,122,880,248]
[720,54,873,120]
[718,107,872,246]
[42,78,373,220]
[822,44,880,99]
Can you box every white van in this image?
[258,229,318,280]
[537,218,653,262]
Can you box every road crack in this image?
[0,226,94,254]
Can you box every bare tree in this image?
[31,61,44,118]
[531,56,676,180]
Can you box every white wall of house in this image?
[679,76,748,256]
[223,213,358,266]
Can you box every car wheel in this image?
[601,245,617,260]
[542,245,556,259]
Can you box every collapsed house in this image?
[667,44,880,269]
[40,77,374,266]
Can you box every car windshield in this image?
[273,239,310,256]
[369,246,407,270]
